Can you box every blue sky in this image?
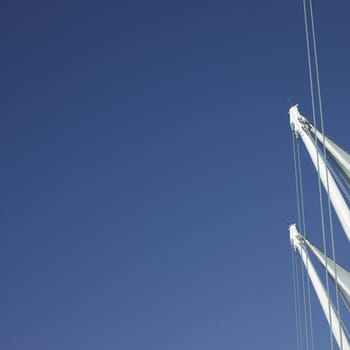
[2,1,350,349]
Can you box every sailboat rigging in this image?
[288,0,350,348]
[290,105,350,350]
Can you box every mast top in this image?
[289,224,304,251]
[289,105,312,137]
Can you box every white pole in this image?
[289,105,350,241]
[290,224,350,350]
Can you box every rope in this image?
[328,159,350,202]
[299,136,350,203]
[297,139,315,350]
[296,251,305,349]
[300,255,309,350]
[293,134,302,230]
[302,0,338,348]
[297,140,310,350]
[302,0,334,348]
[292,133,304,349]
[292,247,302,350]
[308,0,343,347]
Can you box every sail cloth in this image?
[310,126,350,189]
[306,238,350,311]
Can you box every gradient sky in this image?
[2,1,350,349]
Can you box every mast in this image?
[289,105,350,241]
[290,224,350,350]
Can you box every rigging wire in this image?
[309,131,345,350]
[301,0,348,348]
[292,132,304,350]
[302,0,334,348]
[290,1,347,348]
[340,313,350,341]
[308,0,344,348]
[297,129,350,348]
[300,253,310,350]
[298,135,350,203]
[297,139,314,350]
[297,140,310,350]
[296,252,305,349]
[327,159,350,203]
[292,246,302,350]
[293,133,302,230]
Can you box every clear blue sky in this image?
[2,1,350,349]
